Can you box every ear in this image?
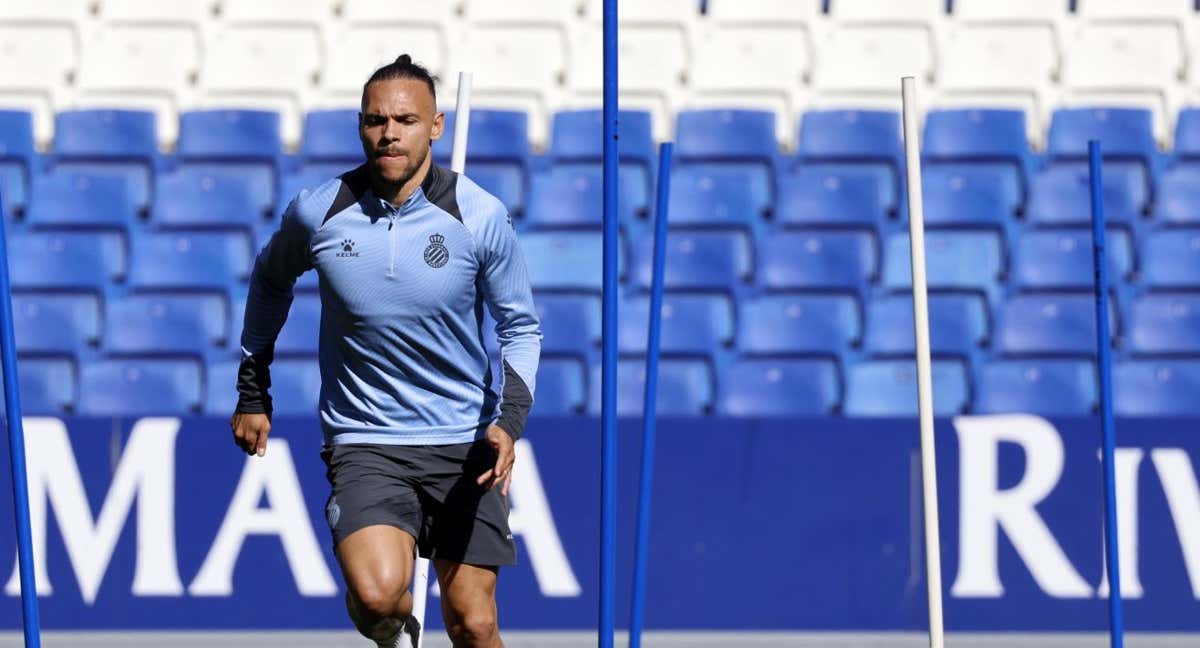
[431,111,445,141]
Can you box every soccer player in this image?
[228,55,541,648]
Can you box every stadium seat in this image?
[1114,360,1200,416]
[759,231,877,291]
[1060,27,1178,138]
[921,164,1020,227]
[105,294,228,355]
[451,26,564,127]
[7,232,126,291]
[1013,229,1133,290]
[526,166,609,229]
[26,171,138,231]
[996,294,1107,356]
[0,24,77,141]
[464,0,576,24]
[676,109,778,162]
[521,231,606,291]
[534,294,600,357]
[1141,230,1200,289]
[1128,294,1200,355]
[738,295,861,356]
[0,110,35,217]
[2,0,92,23]
[1153,166,1200,225]
[667,165,771,229]
[583,0,699,23]
[863,294,989,357]
[269,358,323,416]
[1076,0,1193,19]
[301,109,363,163]
[568,25,686,134]
[619,295,734,355]
[882,231,1003,300]
[591,358,714,417]
[53,109,157,160]
[78,359,203,416]
[178,109,284,160]
[549,109,655,170]
[953,0,1070,21]
[923,109,1032,165]
[466,164,524,216]
[798,110,902,166]
[128,232,253,291]
[632,231,752,291]
[321,25,446,105]
[775,168,886,228]
[12,294,101,354]
[1026,163,1145,226]
[341,0,456,23]
[716,359,840,416]
[843,360,970,417]
[707,0,822,22]
[278,166,339,214]
[275,294,321,355]
[937,27,1056,124]
[154,165,272,230]
[435,109,530,163]
[533,358,587,415]
[976,360,1097,415]
[98,0,213,23]
[812,27,934,99]
[828,0,945,23]
[1174,109,1200,159]
[18,358,76,415]
[203,359,240,416]
[220,0,334,24]
[1046,107,1157,168]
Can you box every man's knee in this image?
[446,610,498,644]
[352,577,409,620]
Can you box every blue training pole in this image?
[598,0,619,646]
[1088,141,1125,648]
[0,193,42,647]
[629,142,673,648]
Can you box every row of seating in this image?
[18,354,1200,418]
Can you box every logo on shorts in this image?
[336,239,360,258]
[326,497,341,528]
[424,233,449,268]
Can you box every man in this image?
[229,55,541,648]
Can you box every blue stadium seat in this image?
[533,358,586,415]
[922,164,1020,227]
[301,109,362,162]
[676,109,777,161]
[1154,165,1200,225]
[7,232,125,291]
[278,166,337,214]
[1013,229,1133,290]
[619,294,734,355]
[26,171,138,230]
[13,294,100,354]
[667,164,770,228]
[1027,163,1145,226]
[549,109,655,169]
[976,359,1097,415]
[1114,361,1200,416]
[1142,230,1200,289]
[882,231,1003,300]
[106,294,228,355]
[0,110,35,217]
[53,109,157,159]
[738,295,860,356]
[128,232,253,290]
[997,294,1106,356]
[269,358,322,416]
[760,231,876,291]
[775,168,885,228]
[590,358,714,416]
[78,359,203,415]
[1047,107,1156,169]
[276,294,321,355]
[18,358,76,415]
[844,360,970,417]
[467,164,524,215]
[178,109,283,159]
[521,231,608,291]
[632,231,752,291]
[798,110,902,166]
[526,166,603,228]
[717,359,839,416]
[154,165,272,230]
[535,294,600,356]
[922,109,1029,163]
[203,359,239,416]
[1174,108,1200,159]
[435,109,529,162]
[863,294,989,357]
[1129,294,1200,355]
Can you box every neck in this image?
[370,154,432,207]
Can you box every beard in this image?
[369,143,429,188]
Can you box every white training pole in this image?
[409,71,472,648]
[900,76,945,648]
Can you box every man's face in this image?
[359,77,444,187]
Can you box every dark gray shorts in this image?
[320,442,516,567]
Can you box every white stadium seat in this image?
[341,0,458,24]
[953,0,1070,22]
[320,26,446,104]
[938,24,1058,131]
[0,25,77,145]
[828,0,945,24]
[707,0,822,23]
[1076,0,1193,21]
[0,0,92,23]
[463,0,580,25]
[98,0,214,24]
[584,0,698,24]
[813,27,934,105]
[76,26,201,145]
[218,0,336,24]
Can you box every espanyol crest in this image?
[424,233,449,268]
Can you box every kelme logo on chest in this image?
[336,239,360,258]
[424,233,449,268]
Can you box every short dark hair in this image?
[362,54,438,106]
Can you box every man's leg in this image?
[434,559,503,648]
[337,524,416,643]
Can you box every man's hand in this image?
[476,424,515,496]
[230,412,271,457]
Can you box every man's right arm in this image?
[236,196,315,416]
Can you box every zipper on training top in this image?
[386,212,396,277]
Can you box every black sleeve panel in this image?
[235,350,274,416]
[495,359,533,441]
